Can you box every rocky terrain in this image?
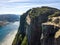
[12,6,60,45]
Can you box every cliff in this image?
[12,6,60,45]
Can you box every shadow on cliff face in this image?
[27,17,42,45]
[41,24,60,45]
[54,29,60,45]
[56,36,60,45]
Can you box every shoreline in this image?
[0,30,17,45]
[0,21,9,26]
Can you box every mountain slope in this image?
[0,14,20,22]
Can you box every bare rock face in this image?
[55,29,60,45]
[26,7,60,45]
[26,17,42,45]
[42,25,55,45]
[56,36,60,45]
[42,23,60,45]
[12,6,60,45]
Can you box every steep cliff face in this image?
[12,9,31,45]
[12,6,60,45]
[42,22,60,45]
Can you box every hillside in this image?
[12,6,60,45]
[0,14,20,22]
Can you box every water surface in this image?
[0,22,19,45]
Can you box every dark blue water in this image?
[0,22,19,45]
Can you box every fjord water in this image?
[0,22,19,45]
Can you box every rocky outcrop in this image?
[55,29,60,45]
[12,9,31,45]
[42,23,60,45]
[12,6,60,45]
[26,7,60,45]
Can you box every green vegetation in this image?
[21,36,28,45]
[29,6,59,18]
[49,12,60,18]
[48,11,60,23]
